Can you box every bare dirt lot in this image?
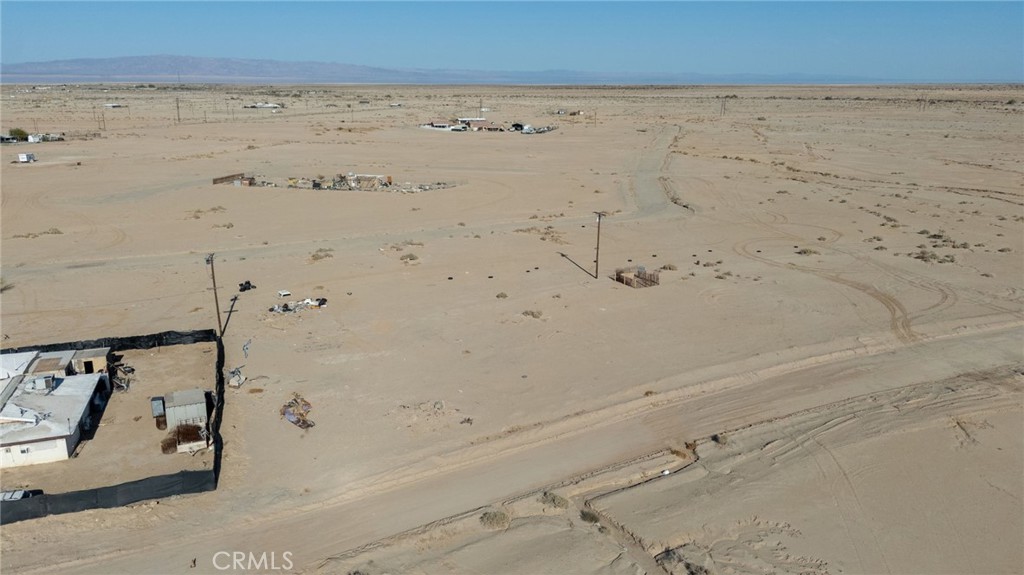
[1,84,1022,574]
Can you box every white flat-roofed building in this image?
[0,372,110,467]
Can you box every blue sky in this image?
[2,2,1022,82]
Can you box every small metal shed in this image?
[164,389,208,430]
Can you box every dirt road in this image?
[18,322,1020,575]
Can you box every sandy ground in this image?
[1,84,1022,574]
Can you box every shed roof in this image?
[165,388,207,408]
[72,348,110,360]
[29,350,75,374]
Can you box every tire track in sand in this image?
[734,236,918,343]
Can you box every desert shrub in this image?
[579,509,601,523]
[796,248,819,256]
[174,424,204,444]
[496,292,508,299]
[522,310,542,319]
[540,491,569,509]
[310,247,334,261]
[480,510,510,529]
[399,253,418,261]
[8,128,28,141]
[160,436,178,454]
[660,264,678,271]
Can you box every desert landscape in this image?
[1,83,1022,574]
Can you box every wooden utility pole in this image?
[206,253,224,337]
[593,211,605,278]
[176,98,181,124]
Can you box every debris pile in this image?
[281,393,314,429]
[216,172,454,193]
[238,280,256,292]
[268,297,327,314]
[213,173,277,187]
[228,366,247,389]
[615,265,660,288]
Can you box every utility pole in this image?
[176,98,181,124]
[593,211,605,279]
[206,253,224,337]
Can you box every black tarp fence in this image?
[1,329,218,354]
[1,329,225,525]
[0,470,216,524]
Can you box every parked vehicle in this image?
[1,489,44,501]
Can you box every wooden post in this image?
[206,254,224,337]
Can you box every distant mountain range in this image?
[0,55,886,85]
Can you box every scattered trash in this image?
[239,280,256,292]
[228,366,247,389]
[281,393,314,429]
[110,363,134,392]
[268,297,327,314]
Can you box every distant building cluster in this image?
[422,117,556,134]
